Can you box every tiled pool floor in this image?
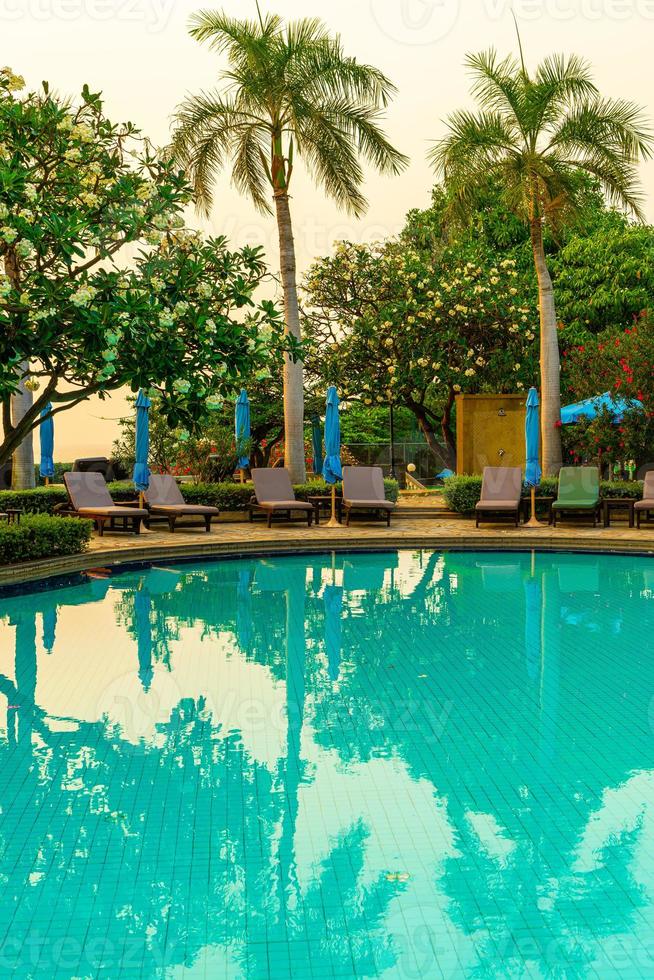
[1,550,654,978]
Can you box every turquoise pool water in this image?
[1,549,654,978]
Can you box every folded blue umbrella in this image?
[39,403,55,481]
[525,387,542,489]
[323,387,342,485]
[235,389,251,470]
[132,390,151,493]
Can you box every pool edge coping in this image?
[2,529,654,595]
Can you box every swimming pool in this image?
[1,549,653,978]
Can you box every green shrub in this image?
[442,476,483,514]
[179,482,253,511]
[293,478,400,502]
[33,462,73,485]
[599,479,644,500]
[0,486,68,514]
[179,478,400,508]
[443,474,645,514]
[0,515,92,566]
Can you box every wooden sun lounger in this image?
[475,467,522,527]
[144,475,219,533]
[634,472,654,528]
[551,467,600,526]
[250,468,314,528]
[341,466,395,527]
[63,472,148,536]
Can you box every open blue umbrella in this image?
[323,386,342,527]
[311,416,323,476]
[524,387,542,527]
[39,403,55,484]
[132,390,151,498]
[235,389,250,480]
[561,392,643,424]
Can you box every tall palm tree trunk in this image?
[530,218,562,476]
[274,190,306,484]
[11,370,35,489]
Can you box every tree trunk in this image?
[11,369,35,489]
[407,397,455,470]
[274,191,306,484]
[530,218,562,476]
[440,389,457,470]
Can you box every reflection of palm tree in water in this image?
[0,565,400,978]
[5,553,651,975]
[3,610,37,747]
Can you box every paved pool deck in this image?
[3,508,654,588]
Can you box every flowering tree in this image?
[0,68,282,483]
[561,319,654,466]
[304,237,538,466]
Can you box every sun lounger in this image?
[63,472,148,536]
[634,472,654,528]
[341,466,395,527]
[551,467,600,526]
[475,467,522,527]
[144,475,219,532]
[250,468,314,527]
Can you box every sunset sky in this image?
[8,0,654,460]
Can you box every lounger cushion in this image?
[478,467,522,506]
[65,471,115,509]
[149,504,219,515]
[78,506,148,518]
[252,468,297,504]
[344,498,395,510]
[256,500,313,510]
[551,500,597,510]
[553,467,599,509]
[476,500,519,511]
[342,466,392,506]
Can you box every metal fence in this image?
[344,441,449,482]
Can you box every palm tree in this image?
[171,7,407,482]
[429,47,652,474]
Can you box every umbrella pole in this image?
[525,486,545,529]
[240,469,245,484]
[138,491,153,534]
[325,484,340,528]
[45,477,49,486]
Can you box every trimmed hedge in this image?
[0,486,68,513]
[0,476,400,516]
[443,474,646,515]
[0,514,92,566]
